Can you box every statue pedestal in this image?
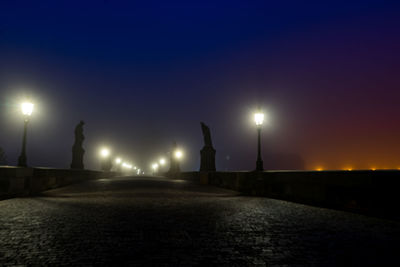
[200,146,216,172]
[71,146,84,169]
[70,121,85,170]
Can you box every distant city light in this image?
[21,102,34,116]
[159,158,166,165]
[254,112,264,126]
[115,158,122,164]
[152,163,159,170]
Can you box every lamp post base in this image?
[18,154,27,167]
[256,160,264,172]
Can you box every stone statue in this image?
[201,122,213,147]
[200,122,216,171]
[70,121,85,169]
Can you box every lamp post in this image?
[152,163,159,175]
[115,157,122,172]
[100,148,112,171]
[167,142,183,175]
[18,102,34,167]
[159,157,166,172]
[254,112,264,171]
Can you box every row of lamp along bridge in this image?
[98,147,183,175]
[16,100,266,173]
[99,148,143,175]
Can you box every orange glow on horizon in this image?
[301,125,400,172]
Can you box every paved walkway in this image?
[0,176,399,266]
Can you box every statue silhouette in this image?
[200,122,216,171]
[201,122,213,147]
[70,121,85,169]
[0,147,7,165]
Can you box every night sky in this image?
[1,0,400,172]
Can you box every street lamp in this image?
[100,148,112,171]
[152,163,159,175]
[254,111,264,171]
[115,157,122,172]
[159,157,166,172]
[174,150,183,160]
[159,158,166,165]
[100,148,110,158]
[18,102,34,167]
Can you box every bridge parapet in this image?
[180,170,400,220]
[0,166,120,199]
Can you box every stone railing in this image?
[180,170,400,220]
[0,166,120,199]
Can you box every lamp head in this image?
[174,150,183,160]
[100,148,110,158]
[254,112,264,126]
[152,163,159,170]
[21,102,34,116]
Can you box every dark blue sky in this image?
[1,0,400,171]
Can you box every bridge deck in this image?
[0,176,399,266]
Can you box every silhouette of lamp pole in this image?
[254,111,264,171]
[18,102,34,167]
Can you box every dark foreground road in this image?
[0,176,399,266]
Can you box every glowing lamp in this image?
[100,148,110,158]
[254,112,264,126]
[21,102,34,116]
[253,109,265,171]
[174,150,183,160]
[159,158,166,165]
[115,158,122,164]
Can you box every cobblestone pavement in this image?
[0,176,399,266]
